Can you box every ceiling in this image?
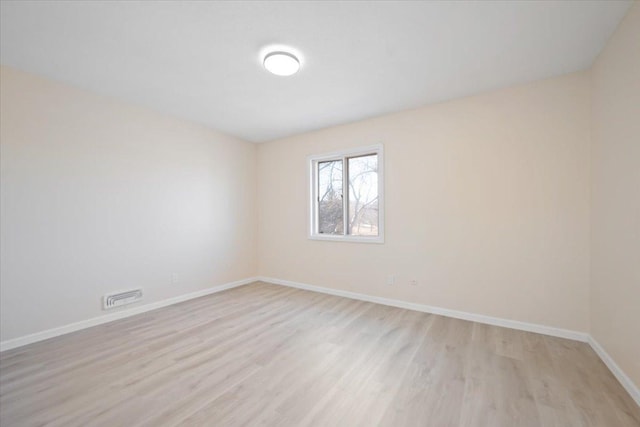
[0,1,632,143]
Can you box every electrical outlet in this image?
[386,275,395,286]
[410,279,418,286]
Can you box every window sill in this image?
[308,234,384,244]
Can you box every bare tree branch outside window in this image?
[348,155,378,236]
[318,160,344,234]
[315,152,379,237]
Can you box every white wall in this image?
[257,72,591,333]
[0,66,257,342]
[590,2,640,389]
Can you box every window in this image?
[309,145,384,243]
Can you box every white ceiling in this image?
[0,1,632,142]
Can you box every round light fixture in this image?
[263,51,300,76]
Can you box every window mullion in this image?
[343,156,349,236]
[316,161,320,234]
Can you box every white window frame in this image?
[308,144,384,243]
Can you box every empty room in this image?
[0,1,639,426]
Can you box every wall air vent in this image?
[103,289,142,310]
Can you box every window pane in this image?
[318,160,344,234]
[348,154,378,236]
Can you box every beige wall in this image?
[258,72,591,332]
[0,66,257,341]
[590,3,640,389]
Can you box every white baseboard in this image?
[588,336,640,407]
[257,276,588,342]
[0,277,258,353]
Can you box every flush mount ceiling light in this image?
[263,51,300,76]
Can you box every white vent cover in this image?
[103,289,142,310]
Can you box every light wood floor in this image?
[1,282,638,427]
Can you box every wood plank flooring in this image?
[1,281,638,426]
